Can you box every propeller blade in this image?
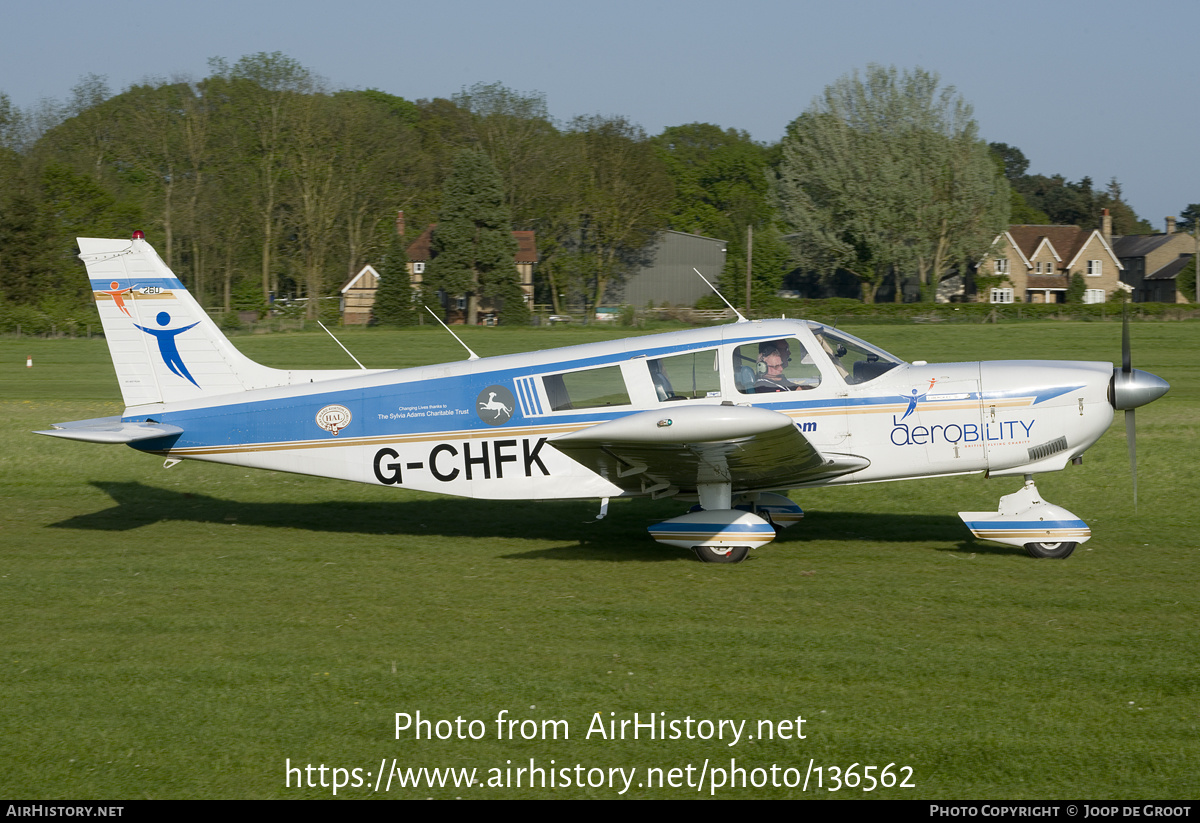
[1121,303,1131,373]
[1125,408,1137,512]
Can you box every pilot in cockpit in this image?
[754,340,799,392]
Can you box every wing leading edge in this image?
[551,405,868,496]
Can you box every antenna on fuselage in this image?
[693,268,748,323]
[425,306,480,360]
[317,321,367,369]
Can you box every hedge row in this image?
[3,295,1197,337]
[732,297,1200,325]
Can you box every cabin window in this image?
[733,337,821,395]
[541,365,631,411]
[648,350,721,401]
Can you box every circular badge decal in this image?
[316,404,352,436]
[476,385,516,426]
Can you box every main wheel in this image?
[693,545,750,564]
[1024,541,1077,559]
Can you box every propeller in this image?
[1109,305,1170,511]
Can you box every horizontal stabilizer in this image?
[34,416,183,444]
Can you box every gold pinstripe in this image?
[159,395,1039,458]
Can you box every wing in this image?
[551,405,868,496]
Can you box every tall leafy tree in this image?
[453,82,562,226]
[209,52,319,303]
[1178,203,1200,233]
[653,123,786,305]
[991,142,1153,234]
[560,115,673,313]
[778,66,1010,302]
[372,230,418,325]
[425,149,521,325]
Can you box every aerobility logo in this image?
[890,416,1035,447]
[134,311,201,387]
[888,380,1035,447]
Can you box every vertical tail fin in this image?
[80,234,374,408]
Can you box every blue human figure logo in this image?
[135,311,201,387]
[900,378,938,421]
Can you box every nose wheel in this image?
[693,545,751,564]
[960,478,1090,558]
[1024,541,1077,559]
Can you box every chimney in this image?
[1101,208,1112,244]
[1166,216,1176,235]
[395,210,406,237]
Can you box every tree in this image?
[560,115,673,313]
[988,142,1030,183]
[209,52,319,304]
[425,149,521,325]
[1178,203,1200,234]
[1176,255,1195,303]
[778,66,1010,302]
[453,82,562,225]
[0,91,23,151]
[1066,272,1086,303]
[372,230,418,325]
[653,123,785,305]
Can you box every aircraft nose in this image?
[1110,368,1170,410]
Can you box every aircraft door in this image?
[729,337,850,449]
[887,374,986,473]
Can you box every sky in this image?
[2,0,1196,227]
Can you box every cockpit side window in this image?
[733,337,821,394]
[647,349,721,401]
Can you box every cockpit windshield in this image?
[809,325,904,385]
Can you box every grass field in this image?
[2,320,1197,799]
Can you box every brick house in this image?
[981,220,1123,304]
[406,224,538,324]
[340,226,538,325]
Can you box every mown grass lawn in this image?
[1,319,1196,799]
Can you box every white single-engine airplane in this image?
[38,234,1170,562]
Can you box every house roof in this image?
[1146,254,1194,282]
[1113,233,1187,259]
[340,264,379,293]
[1002,225,1121,270]
[406,225,538,263]
[1008,226,1089,263]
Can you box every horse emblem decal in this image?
[476,385,516,426]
